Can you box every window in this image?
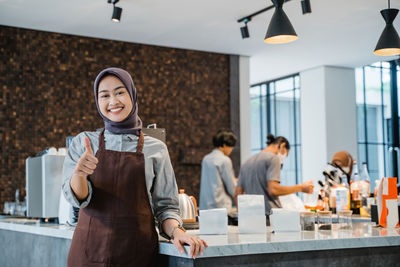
[356,61,399,193]
[250,74,301,186]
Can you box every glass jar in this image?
[338,210,353,230]
[317,211,332,230]
[300,211,315,231]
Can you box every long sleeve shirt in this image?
[199,149,236,213]
[62,129,182,231]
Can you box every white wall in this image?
[324,66,357,160]
[300,67,328,182]
[239,56,251,164]
[300,66,357,183]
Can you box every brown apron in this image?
[68,129,159,267]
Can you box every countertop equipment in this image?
[178,189,198,228]
[26,153,65,220]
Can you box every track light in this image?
[108,0,122,22]
[374,0,400,56]
[301,0,312,15]
[112,6,122,22]
[240,19,250,39]
[264,0,298,44]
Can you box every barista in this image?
[62,68,207,266]
[236,134,314,216]
[199,129,237,214]
[331,150,354,184]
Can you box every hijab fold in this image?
[94,67,142,136]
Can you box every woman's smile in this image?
[108,106,124,114]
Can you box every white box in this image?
[238,195,266,234]
[199,208,228,235]
[269,208,300,232]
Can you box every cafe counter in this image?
[0,216,399,266]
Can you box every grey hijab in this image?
[94,67,142,135]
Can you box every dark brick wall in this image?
[0,25,231,211]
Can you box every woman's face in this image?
[97,75,133,122]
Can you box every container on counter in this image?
[300,211,315,231]
[338,210,353,230]
[317,211,332,230]
[336,186,350,212]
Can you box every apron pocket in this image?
[85,216,113,263]
[84,215,157,265]
[110,215,157,265]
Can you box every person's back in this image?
[238,151,282,215]
[199,129,237,213]
[199,149,235,212]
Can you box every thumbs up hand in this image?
[73,137,99,179]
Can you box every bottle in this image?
[350,162,361,214]
[359,162,371,216]
[336,175,350,213]
[359,162,371,196]
[15,189,20,204]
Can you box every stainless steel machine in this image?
[26,154,65,219]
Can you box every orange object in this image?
[378,177,399,228]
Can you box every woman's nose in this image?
[109,94,120,104]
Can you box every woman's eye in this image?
[100,94,109,98]
[116,91,125,95]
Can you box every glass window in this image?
[250,74,301,185]
[355,61,399,191]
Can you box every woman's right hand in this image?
[73,137,99,179]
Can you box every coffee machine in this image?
[26,153,65,220]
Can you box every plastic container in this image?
[336,186,350,212]
[317,211,332,230]
[338,210,353,230]
[300,211,315,231]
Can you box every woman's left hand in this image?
[172,229,208,259]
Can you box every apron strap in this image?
[98,128,106,151]
[137,131,144,153]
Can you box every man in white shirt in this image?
[199,129,237,214]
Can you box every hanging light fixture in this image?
[374,0,400,56]
[112,6,122,22]
[264,0,298,44]
[240,18,250,39]
[301,0,312,15]
[108,0,122,22]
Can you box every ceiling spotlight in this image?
[301,0,312,15]
[264,0,298,44]
[108,0,122,22]
[374,0,400,56]
[112,6,122,22]
[240,18,250,39]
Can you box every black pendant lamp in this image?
[264,0,298,44]
[374,0,400,56]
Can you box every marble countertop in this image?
[0,216,74,239]
[159,223,400,258]
[1,216,399,259]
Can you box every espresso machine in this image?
[26,152,65,221]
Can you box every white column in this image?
[239,56,251,164]
[300,66,357,182]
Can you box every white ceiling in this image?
[1,0,400,83]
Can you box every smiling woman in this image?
[62,67,207,267]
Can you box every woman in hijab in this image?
[62,67,207,267]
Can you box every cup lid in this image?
[337,210,353,216]
[300,211,315,216]
[317,211,332,215]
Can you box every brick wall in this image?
[0,25,231,211]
